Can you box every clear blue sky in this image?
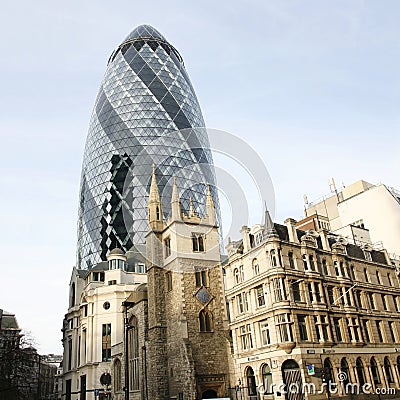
[0,1,399,354]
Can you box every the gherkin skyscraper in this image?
[77,25,220,269]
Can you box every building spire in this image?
[206,184,216,225]
[148,164,163,231]
[171,177,181,221]
[263,201,278,239]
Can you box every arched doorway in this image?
[202,389,217,399]
[371,357,381,386]
[282,360,304,400]
[246,367,257,397]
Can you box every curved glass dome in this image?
[77,24,220,269]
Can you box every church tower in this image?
[146,169,232,399]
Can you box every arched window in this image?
[113,358,122,392]
[156,206,160,220]
[128,316,139,391]
[340,358,350,385]
[70,283,75,308]
[355,357,365,386]
[376,271,381,285]
[324,358,335,384]
[246,367,257,396]
[303,255,308,270]
[234,268,240,284]
[252,259,259,276]
[270,250,277,267]
[384,357,394,383]
[334,261,339,276]
[261,364,273,394]
[288,252,295,269]
[370,357,380,385]
[199,310,213,332]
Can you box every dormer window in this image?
[93,272,105,282]
[109,259,126,270]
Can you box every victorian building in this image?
[224,211,400,400]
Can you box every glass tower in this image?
[77,25,219,269]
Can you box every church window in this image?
[102,323,111,361]
[166,271,172,291]
[164,237,171,257]
[128,317,139,390]
[192,233,205,252]
[199,310,213,332]
[195,270,208,287]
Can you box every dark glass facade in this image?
[77,25,219,268]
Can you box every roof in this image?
[109,248,125,256]
[123,24,167,44]
[0,309,20,330]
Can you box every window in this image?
[363,268,369,282]
[394,296,399,312]
[322,259,328,275]
[334,261,339,276]
[314,282,322,302]
[234,268,240,284]
[347,318,360,342]
[339,262,346,277]
[256,285,265,307]
[297,315,308,341]
[109,259,125,270]
[307,283,314,303]
[192,233,205,252]
[288,252,295,269]
[276,314,292,342]
[195,270,208,287]
[362,320,371,343]
[237,294,244,314]
[246,367,257,396]
[349,265,355,280]
[166,271,172,292]
[376,271,381,284]
[270,250,277,267]
[262,364,273,394]
[253,259,260,275]
[164,237,171,257]
[113,358,122,392]
[108,280,117,285]
[70,283,75,308]
[309,255,316,271]
[369,293,375,310]
[102,323,111,362]
[384,357,394,384]
[199,310,213,332]
[354,290,362,308]
[128,317,139,390]
[376,321,384,342]
[370,357,380,384]
[314,315,329,341]
[93,272,105,282]
[389,322,397,343]
[239,324,253,350]
[382,294,388,311]
[356,358,366,386]
[292,280,301,302]
[135,263,145,273]
[303,255,308,270]
[388,273,393,286]
[244,292,250,312]
[239,265,245,282]
[327,286,335,305]
[333,317,342,342]
[364,250,372,262]
[67,338,72,370]
[273,278,286,302]
[260,320,271,346]
[340,358,350,386]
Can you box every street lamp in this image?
[122,301,135,400]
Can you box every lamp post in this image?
[122,301,135,400]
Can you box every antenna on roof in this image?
[328,178,337,193]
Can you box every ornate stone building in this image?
[224,210,400,400]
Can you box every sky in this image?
[0,0,399,354]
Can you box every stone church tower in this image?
[146,167,232,399]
